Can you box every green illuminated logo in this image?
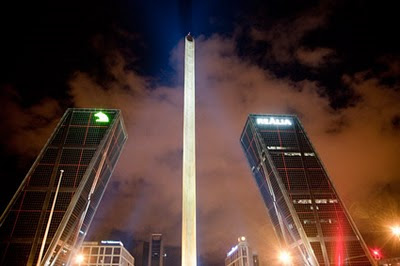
[94,111,109,123]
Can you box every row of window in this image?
[283,152,315,156]
[293,199,338,204]
[82,246,121,255]
[303,218,337,224]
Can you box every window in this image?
[293,199,312,204]
[113,247,121,254]
[105,247,112,254]
[267,146,287,150]
[284,152,301,156]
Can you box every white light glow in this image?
[227,245,238,257]
[256,117,292,126]
[75,254,84,263]
[391,225,400,238]
[278,250,292,264]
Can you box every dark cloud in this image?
[247,1,333,65]
[0,87,62,156]
[295,47,335,68]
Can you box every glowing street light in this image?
[278,250,292,265]
[391,225,400,240]
[75,253,84,265]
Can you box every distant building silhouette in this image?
[131,238,180,266]
[131,240,149,266]
[148,234,164,266]
[163,245,181,266]
[252,252,260,266]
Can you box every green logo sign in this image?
[94,111,109,123]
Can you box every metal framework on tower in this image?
[0,108,127,266]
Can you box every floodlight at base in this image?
[391,225,400,239]
[279,250,292,265]
[75,254,84,263]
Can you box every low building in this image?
[77,240,134,266]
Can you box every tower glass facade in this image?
[240,114,374,265]
[0,108,127,266]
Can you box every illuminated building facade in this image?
[148,234,164,266]
[240,114,375,265]
[225,237,254,266]
[0,108,127,265]
[78,240,134,266]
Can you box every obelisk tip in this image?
[186,33,193,42]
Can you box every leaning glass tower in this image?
[0,108,127,266]
[240,114,374,265]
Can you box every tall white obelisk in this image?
[182,33,197,266]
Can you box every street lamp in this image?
[278,250,292,265]
[74,253,84,265]
[391,225,400,240]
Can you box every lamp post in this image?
[36,169,64,266]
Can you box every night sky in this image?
[1,0,400,265]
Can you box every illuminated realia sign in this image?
[256,117,292,126]
[101,240,123,246]
[94,111,109,123]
